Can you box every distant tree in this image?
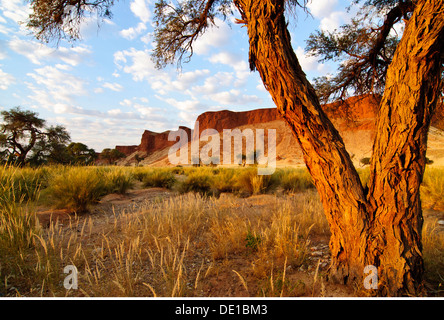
[134,154,145,166]
[101,148,126,165]
[29,125,71,165]
[360,157,371,167]
[66,142,97,165]
[0,107,70,166]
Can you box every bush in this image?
[176,170,217,196]
[278,169,314,193]
[45,167,108,213]
[105,168,134,194]
[213,168,239,193]
[360,157,371,166]
[0,166,47,203]
[235,169,279,195]
[143,169,177,189]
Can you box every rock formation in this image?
[115,145,138,156]
[113,94,444,167]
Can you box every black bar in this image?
[0,298,440,319]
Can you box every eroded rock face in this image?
[115,145,138,156]
[193,108,280,140]
[138,126,192,154]
[113,94,443,166]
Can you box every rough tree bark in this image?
[367,0,444,295]
[233,0,444,296]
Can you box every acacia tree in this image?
[26,0,444,295]
[0,107,70,166]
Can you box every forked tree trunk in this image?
[234,0,444,296]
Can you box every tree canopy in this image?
[25,0,440,102]
[0,107,70,165]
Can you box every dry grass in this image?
[0,165,443,297]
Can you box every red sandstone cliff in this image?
[116,145,138,156]
[114,94,444,166]
[193,108,279,140]
[139,126,192,153]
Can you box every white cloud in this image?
[26,66,88,106]
[9,38,91,66]
[114,48,157,82]
[319,11,348,31]
[0,0,31,24]
[120,22,147,40]
[130,0,152,24]
[193,19,232,55]
[295,46,328,73]
[208,51,250,87]
[158,96,207,112]
[192,72,235,95]
[114,48,212,95]
[206,89,262,106]
[103,82,124,92]
[0,67,14,90]
[307,0,338,19]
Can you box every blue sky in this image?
[0,0,355,152]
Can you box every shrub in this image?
[45,167,108,213]
[235,169,279,195]
[278,169,315,193]
[213,168,239,193]
[360,157,371,166]
[105,168,134,194]
[176,170,216,196]
[0,166,47,203]
[143,169,177,189]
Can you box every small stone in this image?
[438,220,444,226]
[311,251,323,257]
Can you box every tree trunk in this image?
[234,0,371,285]
[234,0,444,296]
[366,0,444,295]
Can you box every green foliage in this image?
[0,107,71,166]
[45,167,108,213]
[213,168,239,193]
[0,166,47,203]
[360,157,371,166]
[101,148,126,165]
[176,169,217,196]
[65,142,97,165]
[245,230,261,252]
[277,169,315,193]
[152,0,233,68]
[142,169,177,189]
[28,0,115,43]
[104,168,134,194]
[306,1,412,102]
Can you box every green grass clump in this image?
[213,168,240,193]
[277,169,315,193]
[45,167,108,213]
[176,170,217,196]
[142,169,177,189]
[104,168,134,194]
[236,168,280,195]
